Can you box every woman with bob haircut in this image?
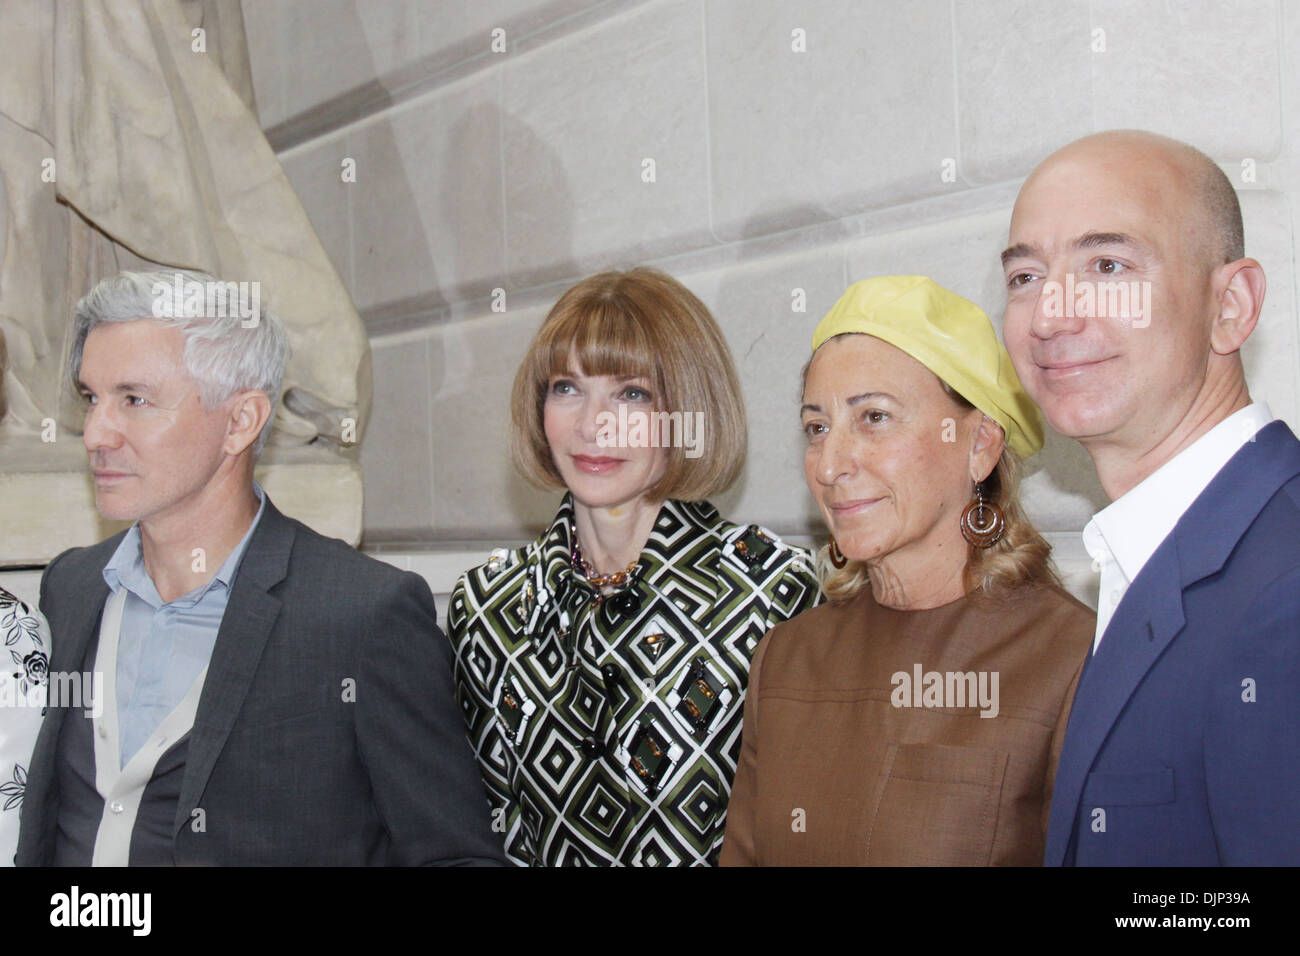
[720,275,1095,866]
[448,266,820,866]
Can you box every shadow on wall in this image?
[353,115,442,326]
[440,103,574,541]
[709,204,841,539]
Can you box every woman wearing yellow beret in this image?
[720,275,1095,866]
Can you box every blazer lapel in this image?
[1045,421,1300,865]
[40,570,111,780]
[52,577,110,676]
[173,499,293,835]
[1044,544,1185,864]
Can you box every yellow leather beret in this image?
[811,275,1044,459]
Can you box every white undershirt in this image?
[1083,402,1275,654]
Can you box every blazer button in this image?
[601,663,622,684]
[580,736,604,758]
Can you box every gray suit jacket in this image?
[16,497,505,865]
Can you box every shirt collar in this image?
[103,482,268,608]
[1084,402,1274,585]
[533,494,582,604]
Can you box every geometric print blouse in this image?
[448,495,820,865]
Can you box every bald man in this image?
[1001,130,1300,866]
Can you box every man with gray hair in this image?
[17,270,504,865]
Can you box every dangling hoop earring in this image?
[828,536,848,569]
[960,483,1005,549]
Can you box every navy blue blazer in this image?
[1046,420,1300,865]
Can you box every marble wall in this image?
[242,0,1300,609]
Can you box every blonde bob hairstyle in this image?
[511,267,746,502]
[806,346,1059,603]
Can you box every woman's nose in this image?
[814,423,856,485]
[577,396,608,444]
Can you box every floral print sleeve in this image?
[0,586,51,864]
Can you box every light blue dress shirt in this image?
[101,484,267,767]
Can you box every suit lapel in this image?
[1045,422,1300,865]
[53,577,111,675]
[173,500,293,835]
[40,568,111,786]
[1044,544,1185,864]
[46,530,124,676]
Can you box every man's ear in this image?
[968,414,1005,485]
[1211,258,1266,355]
[224,390,272,457]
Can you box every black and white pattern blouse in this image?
[448,495,820,866]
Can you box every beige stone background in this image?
[6,1,1300,619]
[0,0,371,568]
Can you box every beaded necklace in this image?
[571,538,639,590]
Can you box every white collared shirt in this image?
[1083,402,1276,654]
